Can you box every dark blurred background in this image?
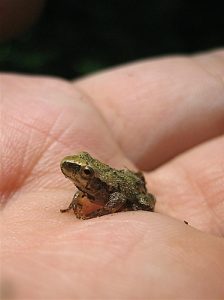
[0,0,223,79]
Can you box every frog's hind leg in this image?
[133,193,156,212]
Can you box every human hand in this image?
[1,49,224,299]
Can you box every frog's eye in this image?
[81,166,94,178]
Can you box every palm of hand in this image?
[1,51,224,299]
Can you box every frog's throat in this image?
[73,179,92,195]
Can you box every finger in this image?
[0,74,134,206]
[148,135,224,236]
[75,49,224,170]
[2,213,224,298]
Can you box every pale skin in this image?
[1,49,224,299]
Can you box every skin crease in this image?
[1,49,224,299]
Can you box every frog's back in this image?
[115,169,147,197]
[82,152,147,198]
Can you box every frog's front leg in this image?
[83,192,127,219]
[60,190,84,216]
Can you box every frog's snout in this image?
[60,158,81,177]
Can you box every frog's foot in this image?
[60,190,84,214]
[60,201,74,213]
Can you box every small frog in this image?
[60,151,156,219]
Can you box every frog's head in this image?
[60,152,96,189]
